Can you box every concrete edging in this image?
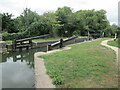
[34,47,71,88]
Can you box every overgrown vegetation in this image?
[1,7,119,40]
[39,39,118,88]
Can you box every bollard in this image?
[60,39,63,48]
[26,46,29,50]
[48,44,51,51]
[29,39,33,48]
[12,39,16,51]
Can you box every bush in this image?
[2,21,51,41]
[26,21,50,37]
[2,31,28,41]
[72,31,80,36]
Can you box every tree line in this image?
[0,6,119,40]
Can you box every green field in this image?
[39,38,118,88]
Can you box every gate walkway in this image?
[12,34,49,51]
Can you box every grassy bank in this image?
[32,37,61,42]
[108,39,119,48]
[39,38,118,88]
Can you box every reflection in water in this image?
[1,39,86,88]
[1,47,47,88]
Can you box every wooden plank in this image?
[15,34,50,42]
[63,35,77,42]
[50,36,77,47]
[12,34,50,51]
[50,41,60,47]
[16,44,31,48]
[30,34,50,40]
[48,36,77,51]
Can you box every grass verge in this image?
[32,37,61,42]
[107,39,119,48]
[39,38,118,88]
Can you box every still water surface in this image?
[0,39,84,88]
[1,47,46,88]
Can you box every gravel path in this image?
[101,39,120,87]
[101,39,119,63]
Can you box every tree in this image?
[26,21,51,37]
[16,8,40,32]
[74,9,109,37]
[56,6,73,37]
[43,12,59,37]
[2,13,18,33]
[2,7,114,40]
[105,24,119,37]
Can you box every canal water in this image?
[0,38,89,88]
[1,47,47,88]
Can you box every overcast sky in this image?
[0,0,119,25]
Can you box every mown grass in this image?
[32,37,61,42]
[108,39,119,48]
[39,38,118,88]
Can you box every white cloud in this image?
[0,0,119,25]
